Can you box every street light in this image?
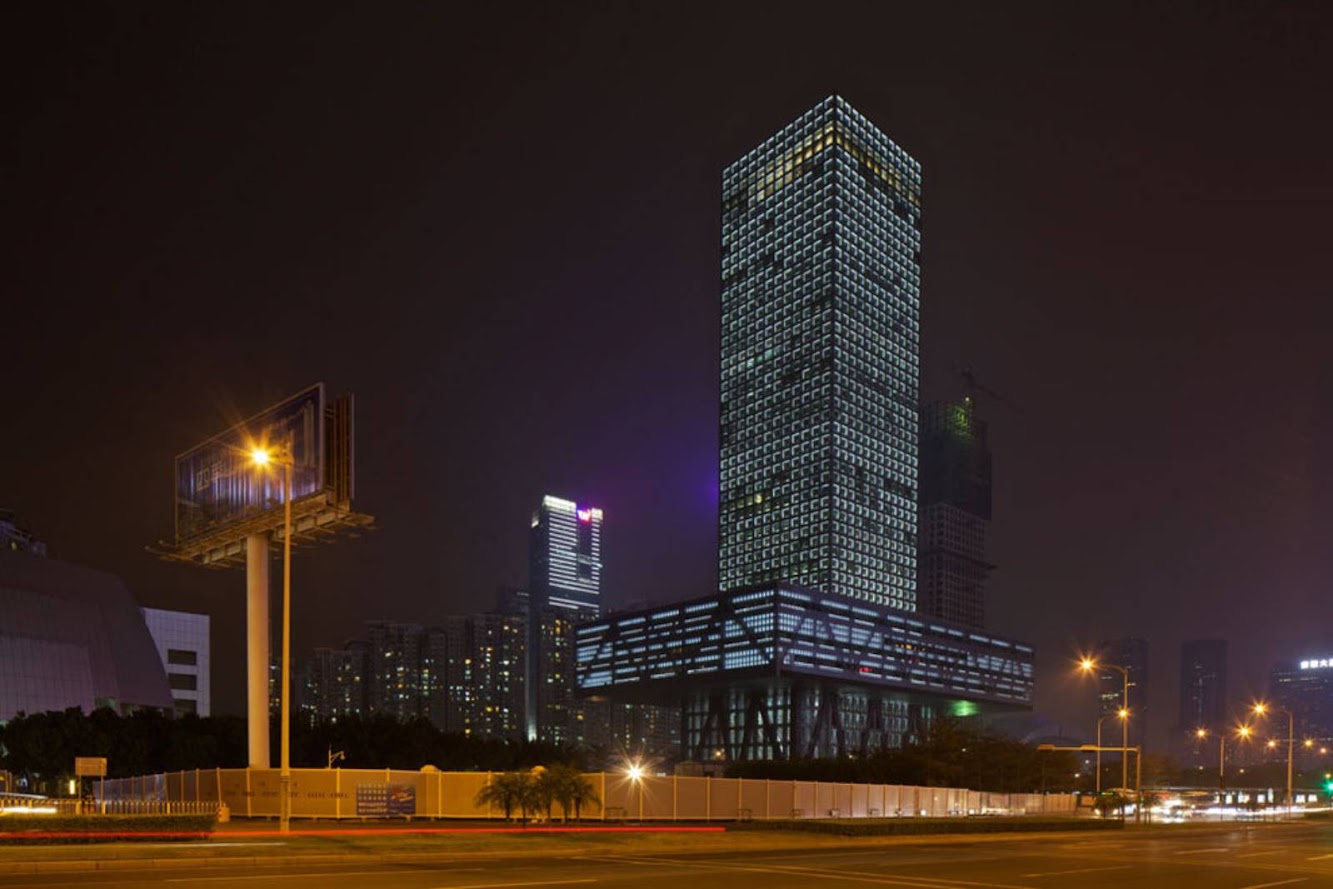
[1080,657,1131,790]
[1253,702,1294,814]
[251,441,293,834]
[1196,726,1250,793]
[624,759,645,822]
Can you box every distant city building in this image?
[1097,637,1149,747]
[1172,639,1228,767]
[0,549,172,720]
[577,96,1033,761]
[1269,655,1333,751]
[529,495,603,614]
[0,510,47,557]
[299,642,368,725]
[439,601,526,738]
[365,621,434,722]
[917,399,992,628]
[527,495,603,743]
[1180,638,1228,730]
[140,607,211,717]
[582,699,681,762]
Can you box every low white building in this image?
[141,607,210,717]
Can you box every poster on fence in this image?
[355,783,416,816]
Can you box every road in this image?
[5,823,1333,887]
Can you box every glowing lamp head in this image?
[1253,702,1268,716]
[1079,657,1096,673]
[1238,725,1252,739]
[626,764,643,781]
[1196,728,1207,739]
[250,447,272,467]
[1118,707,1129,720]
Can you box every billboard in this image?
[355,783,416,817]
[174,385,327,543]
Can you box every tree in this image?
[475,771,536,823]
[474,773,525,821]
[541,763,599,822]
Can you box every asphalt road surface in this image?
[6,824,1333,887]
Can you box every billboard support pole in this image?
[245,533,271,768]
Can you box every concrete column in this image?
[246,533,271,768]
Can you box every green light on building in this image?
[950,700,979,717]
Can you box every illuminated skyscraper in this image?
[718,95,921,609]
[578,97,1033,762]
[527,495,603,742]
[529,495,603,614]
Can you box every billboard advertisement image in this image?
[174,384,326,543]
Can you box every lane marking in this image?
[1237,851,1285,858]
[1021,865,1132,878]
[168,873,399,882]
[1237,880,1307,889]
[1174,847,1228,855]
[430,882,595,889]
[1306,854,1333,860]
[167,871,469,883]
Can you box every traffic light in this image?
[1322,773,1333,795]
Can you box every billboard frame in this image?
[156,384,372,568]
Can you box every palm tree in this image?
[474,772,530,823]
[528,766,554,823]
[545,763,599,822]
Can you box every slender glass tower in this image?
[718,96,921,610]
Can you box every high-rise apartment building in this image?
[527,495,603,742]
[365,621,434,722]
[439,605,526,738]
[917,399,992,628]
[300,642,369,725]
[1097,637,1149,747]
[718,95,920,610]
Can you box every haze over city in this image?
[7,1,1333,748]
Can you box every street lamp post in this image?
[252,443,293,834]
[1095,710,1128,794]
[1196,727,1248,793]
[1253,703,1294,814]
[1081,658,1131,790]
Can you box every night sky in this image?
[7,2,1333,745]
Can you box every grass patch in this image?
[731,817,1122,837]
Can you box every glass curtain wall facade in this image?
[1179,639,1228,731]
[719,95,922,610]
[917,400,993,629]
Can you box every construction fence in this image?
[97,768,1076,821]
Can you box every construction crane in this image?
[956,365,1023,414]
